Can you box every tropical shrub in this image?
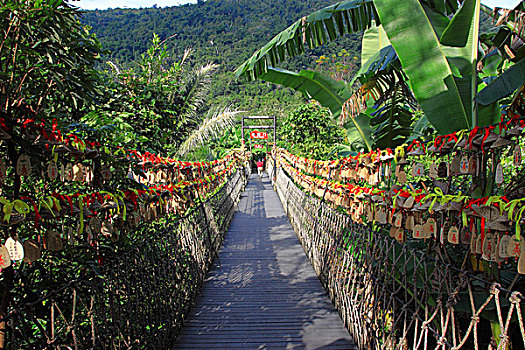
[280,103,345,160]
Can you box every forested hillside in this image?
[81,0,362,117]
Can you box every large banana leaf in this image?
[369,70,418,149]
[236,0,503,137]
[235,0,379,81]
[260,67,373,150]
[361,22,391,67]
[260,68,351,114]
[475,57,525,105]
[438,0,500,126]
[374,0,472,134]
[344,114,373,151]
[351,45,399,86]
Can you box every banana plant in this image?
[235,0,517,141]
[257,67,373,151]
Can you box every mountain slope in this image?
[81,0,362,117]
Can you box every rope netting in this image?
[272,164,524,349]
[266,113,525,349]
[0,160,249,349]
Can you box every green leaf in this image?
[475,57,525,105]
[260,67,372,151]
[440,0,477,47]
[343,114,373,152]
[374,0,470,134]
[260,67,349,115]
[235,0,378,80]
[408,114,432,141]
[361,21,390,67]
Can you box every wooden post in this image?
[273,115,277,182]
[241,117,245,147]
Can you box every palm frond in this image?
[177,106,241,156]
[179,63,218,127]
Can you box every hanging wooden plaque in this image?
[475,234,483,254]
[424,218,437,238]
[101,221,113,236]
[429,162,438,178]
[389,226,397,238]
[482,233,495,261]
[23,239,41,263]
[468,155,477,175]
[405,215,415,230]
[395,164,401,177]
[412,224,423,239]
[412,163,424,177]
[0,246,11,269]
[437,162,449,178]
[48,160,59,180]
[447,226,460,244]
[378,208,387,224]
[89,216,102,233]
[44,230,63,252]
[60,163,65,182]
[493,235,504,263]
[460,155,469,174]
[394,212,403,228]
[514,146,522,167]
[16,155,31,177]
[84,166,94,183]
[498,235,511,258]
[397,170,407,184]
[495,163,504,186]
[395,227,404,242]
[72,163,84,181]
[366,205,374,222]
[508,237,522,258]
[460,226,471,245]
[5,237,23,261]
[65,164,73,181]
[450,154,461,175]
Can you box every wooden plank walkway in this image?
[174,174,356,350]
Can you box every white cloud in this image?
[67,0,197,10]
[482,0,521,9]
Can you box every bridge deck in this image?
[174,174,355,349]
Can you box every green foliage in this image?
[80,0,358,117]
[0,0,103,125]
[315,49,359,81]
[369,69,418,149]
[77,34,221,156]
[183,126,243,161]
[177,106,240,156]
[279,103,344,159]
[236,0,519,139]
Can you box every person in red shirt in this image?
[256,159,264,177]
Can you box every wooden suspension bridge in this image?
[174,174,355,349]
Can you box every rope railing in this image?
[2,163,250,349]
[268,154,525,349]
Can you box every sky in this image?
[67,0,521,11]
[66,0,197,10]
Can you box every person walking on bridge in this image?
[256,159,264,177]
